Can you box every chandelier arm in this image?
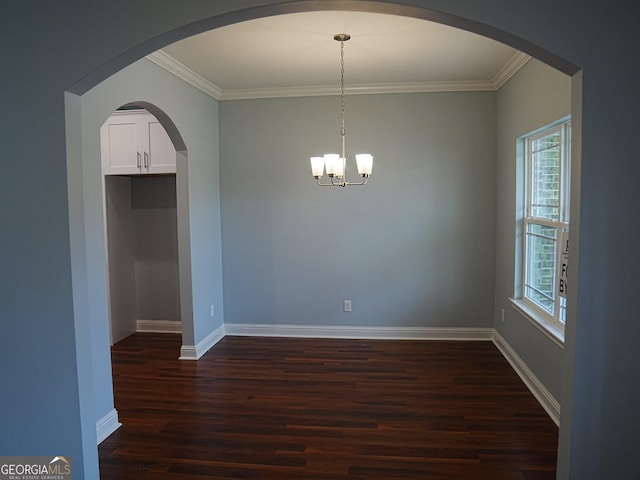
[317,175,368,187]
[343,177,368,187]
[316,178,346,187]
[316,179,339,186]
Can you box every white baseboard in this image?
[136,319,182,334]
[223,323,494,341]
[96,408,121,444]
[492,331,560,426]
[179,323,225,360]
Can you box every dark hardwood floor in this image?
[99,333,558,479]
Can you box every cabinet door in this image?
[146,118,176,174]
[100,113,144,175]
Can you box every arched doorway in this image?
[96,101,192,442]
[64,2,585,478]
[101,102,189,346]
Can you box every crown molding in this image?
[492,51,532,89]
[148,49,531,101]
[146,50,222,99]
[220,80,497,100]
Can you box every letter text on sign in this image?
[557,229,569,299]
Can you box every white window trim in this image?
[517,117,571,343]
[509,298,564,348]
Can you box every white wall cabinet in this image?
[101,110,176,175]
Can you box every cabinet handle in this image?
[137,152,141,168]
[144,152,149,168]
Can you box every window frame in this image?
[520,118,571,335]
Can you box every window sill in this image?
[508,298,565,348]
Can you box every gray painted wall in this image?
[220,93,496,329]
[494,59,571,401]
[105,176,138,344]
[132,175,181,322]
[2,2,639,479]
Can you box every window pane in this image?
[559,296,567,324]
[531,132,560,153]
[530,131,561,220]
[525,223,557,314]
[561,125,571,223]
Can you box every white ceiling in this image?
[155,11,529,100]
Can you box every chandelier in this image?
[310,34,373,187]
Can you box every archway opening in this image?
[65,2,582,478]
[100,102,190,348]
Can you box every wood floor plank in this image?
[99,334,558,479]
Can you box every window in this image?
[521,119,571,333]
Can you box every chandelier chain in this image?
[340,39,345,136]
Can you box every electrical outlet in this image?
[210,304,215,318]
[343,300,352,312]
[501,308,505,322]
